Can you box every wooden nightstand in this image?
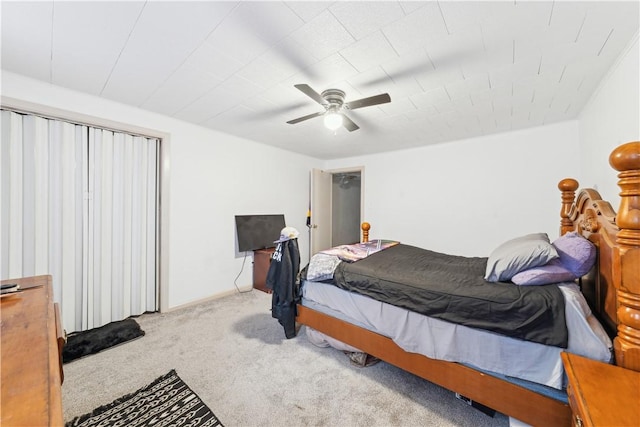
[562,352,640,427]
[253,247,275,293]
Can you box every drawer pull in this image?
[574,414,583,427]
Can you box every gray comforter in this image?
[329,244,568,347]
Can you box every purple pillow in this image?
[511,259,576,286]
[552,232,597,277]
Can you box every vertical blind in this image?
[1,110,159,332]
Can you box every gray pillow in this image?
[484,233,559,282]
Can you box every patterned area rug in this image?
[66,370,224,427]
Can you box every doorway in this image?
[331,171,361,246]
[309,167,363,256]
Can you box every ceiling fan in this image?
[286,84,391,132]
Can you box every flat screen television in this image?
[235,214,286,252]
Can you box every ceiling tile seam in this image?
[558,65,567,83]
[436,1,451,36]
[378,66,397,85]
[337,52,360,77]
[443,87,452,102]
[172,54,272,120]
[597,29,615,56]
[328,7,357,43]
[98,2,148,96]
[139,2,244,109]
[547,1,556,26]
[282,2,306,24]
[198,73,273,123]
[398,2,416,16]
[333,2,417,43]
[414,76,427,93]
[380,29,401,58]
[564,103,572,114]
[160,42,277,114]
[424,49,437,71]
[205,2,241,41]
[575,12,588,43]
[479,26,488,54]
[537,56,543,75]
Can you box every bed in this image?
[294,141,640,426]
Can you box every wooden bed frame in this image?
[296,141,640,426]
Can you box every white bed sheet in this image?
[302,280,612,389]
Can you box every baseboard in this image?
[164,285,254,313]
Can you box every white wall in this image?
[578,33,640,208]
[1,71,320,309]
[326,121,580,257]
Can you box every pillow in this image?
[552,231,597,277]
[484,233,559,282]
[511,259,576,286]
[306,253,342,281]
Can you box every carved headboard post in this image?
[361,222,370,243]
[609,141,640,371]
[558,178,579,235]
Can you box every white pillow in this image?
[484,233,559,282]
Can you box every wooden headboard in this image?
[559,141,640,372]
[362,141,640,372]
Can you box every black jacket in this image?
[265,239,300,338]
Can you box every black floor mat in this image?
[63,318,145,363]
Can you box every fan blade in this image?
[344,93,391,110]
[294,84,328,106]
[342,114,359,132]
[286,111,324,124]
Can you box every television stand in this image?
[253,248,275,293]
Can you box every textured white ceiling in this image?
[2,1,638,159]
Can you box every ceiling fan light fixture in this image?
[324,111,343,130]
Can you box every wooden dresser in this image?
[1,275,65,426]
[562,352,640,427]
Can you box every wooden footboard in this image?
[297,305,571,426]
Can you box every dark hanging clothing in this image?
[266,239,300,338]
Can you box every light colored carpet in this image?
[62,290,510,426]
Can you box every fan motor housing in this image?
[321,89,345,109]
